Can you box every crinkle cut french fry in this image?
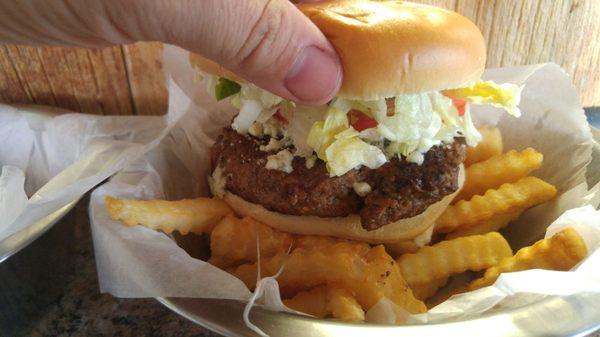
[425,272,477,308]
[210,217,352,270]
[465,126,503,166]
[356,245,426,313]
[327,287,366,322]
[427,284,469,308]
[229,242,426,314]
[284,286,329,318]
[456,148,543,202]
[209,215,293,269]
[293,235,353,250]
[468,227,587,291]
[227,235,369,290]
[284,286,365,322]
[410,277,448,301]
[105,196,233,234]
[226,252,286,290]
[397,232,512,286]
[435,177,557,233]
[445,208,524,240]
[384,239,422,258]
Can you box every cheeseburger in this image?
[192,0,521,245]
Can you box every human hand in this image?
[0,0,342,105]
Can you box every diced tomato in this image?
[350,109,378,131]
[386,98,395,116]
[451,97,467,116]
[442,92,467,116]
[273,110,288,125]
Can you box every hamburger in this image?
[191,0,521,246]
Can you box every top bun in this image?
[189,53,245,83]
[298,0,486,100]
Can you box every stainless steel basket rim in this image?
[0,200,79,263]
[0,109,79,264]
[157,295,600,337]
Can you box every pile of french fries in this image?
[106,126,588,322]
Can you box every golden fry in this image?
[425,272,477,308]
[465,126,503,166]
[410,277,448,301]
[435,177,557,233]
[327,287,366,322]
[445,208,524,239]
[397,232,512,286]
[384,239,423,257]
[427,284,469,308]
[229,242,426,314]
[284,286,365,322]
[456,148,543,202]
[105,196,233,234]
[355,245,426,313]
[468,227,587,291]
[209,215,293,269]
[225,252,286,290]
[293,235,353,250]
[284,286,329,318]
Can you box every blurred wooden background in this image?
[0,0,598,116]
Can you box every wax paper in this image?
[0,102,184,240]
[1,44,599,333]
[91,47,600,327]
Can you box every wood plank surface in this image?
[0,0,598,116]
[0,45,133,115]
[122,42,167,116]
[422,0,600,106]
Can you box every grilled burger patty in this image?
[211,128,466,230]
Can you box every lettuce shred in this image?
[202,72,521,177]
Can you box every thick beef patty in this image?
[211,128,466,230]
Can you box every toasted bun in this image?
[298,0,486,100]
[221,165,464,244]
[189,53,245,83]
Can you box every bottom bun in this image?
[222,166,464,244]
[384,224,435,256]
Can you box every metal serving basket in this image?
[156,127,600,337]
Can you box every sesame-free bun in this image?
[298,0,486,100]
[189,53,245,83]
[221,166,464,244]
[190,1,486,100]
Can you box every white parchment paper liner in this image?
[0,103,182,239]
[0,45,598,330]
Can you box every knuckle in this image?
[232,0,289,72]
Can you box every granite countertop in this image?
[0,195,221,337]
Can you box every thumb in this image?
[148,0,342,105]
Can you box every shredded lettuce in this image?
[461,104,482,146]
[286,105,327,156]
[200,68,520,177]
[229,83,283,110]
[445,80,522,117]
[307,100,350,160]
[376,94,433,146]
[307,101,387,176]
[230,83,283,133]
[325,134,387,176]
[232,100,262,133]
[317,92,481,172]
